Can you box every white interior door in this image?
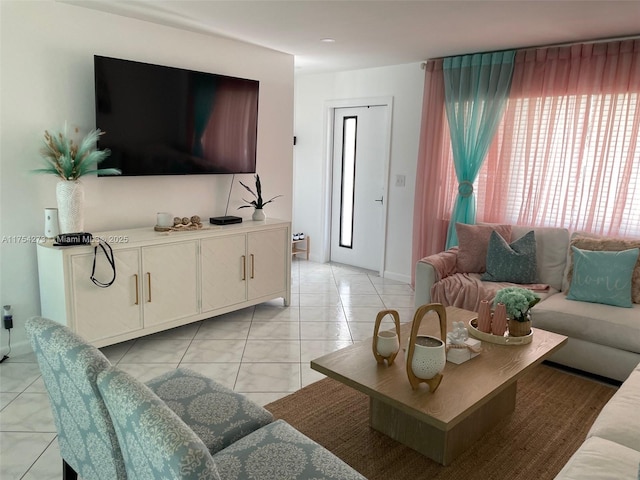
[330,105,387,271]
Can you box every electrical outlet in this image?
[395,175,406,187]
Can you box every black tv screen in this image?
[94,56,259,176]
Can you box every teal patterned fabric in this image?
[213,419,367,480]
[97,366,222,480]
[482,230,538,283]
[25,317,126,479]
[98,366,366,480]
[146,368,273,454]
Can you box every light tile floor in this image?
[0,259,415,479]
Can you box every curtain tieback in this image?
[458,181,474,198]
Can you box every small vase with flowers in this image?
[494,287,540,337]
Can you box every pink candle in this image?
[477,300,492,333]
[492,303,508,336]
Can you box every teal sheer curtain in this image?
[443,51,515,248]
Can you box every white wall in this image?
[0,0,294,355]
[293,63,424,281]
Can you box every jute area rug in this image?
[265,364,616,480]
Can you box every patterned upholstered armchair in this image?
[25,317,274,479]
[142,367,275,453]
[98,365,367,480]
[98,366,222,479]
[25,316,126,480]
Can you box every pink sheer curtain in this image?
[477,40,640,236]
[411,60,457,284]
[412,40,640,284]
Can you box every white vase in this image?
[375,331,400,358]
[56,180,85,233]
[410,336,446,380]
[252,208,266,221]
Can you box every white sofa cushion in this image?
[554,436,640,479]
[533,293,640,354]
[587,365,640,452]
[512,225,569,291]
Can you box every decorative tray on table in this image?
[468,318,533,346]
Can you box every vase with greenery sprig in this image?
[238,174,282,221]
[494,287,540,337]
[33,124,120,233]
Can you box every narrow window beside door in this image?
[340,116,357,248]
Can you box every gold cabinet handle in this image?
[241,255,246,281]
[134,274,139,305]
[147,272,152,303]
[250,254,255,279]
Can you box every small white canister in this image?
[157,212,173,227]
[44,208,60,239]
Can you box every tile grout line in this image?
[19,434,58,480]
[232,306,255,392]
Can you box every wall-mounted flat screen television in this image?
[94,55,259,176]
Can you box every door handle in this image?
[134,274,139,305]
[375,197,384,205]
[146,272,152,303]
[241,255,246,281]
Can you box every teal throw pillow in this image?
[481,230,538,284]
[567,246,639,308]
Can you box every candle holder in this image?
[492,303,508,336]
[477,299,492,333]
[372,309,401,366]
[406,303,447,392]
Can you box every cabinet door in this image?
[248,228,287,300]
[142,241,199,327]
[201,235,247,312]
[70,248,142,343]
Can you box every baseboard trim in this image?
[383,270,411,284]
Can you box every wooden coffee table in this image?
[311,306,567,465]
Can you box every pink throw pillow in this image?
[455,223,512,273]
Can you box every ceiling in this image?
[68,0,640,74]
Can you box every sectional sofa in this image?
[415,224,640,382]
[554,361,640,479]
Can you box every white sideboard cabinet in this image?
[37,219,291,347]
[199,228,288,313]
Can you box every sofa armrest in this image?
[415,247,459,308]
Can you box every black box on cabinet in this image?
[210,216,243,225]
